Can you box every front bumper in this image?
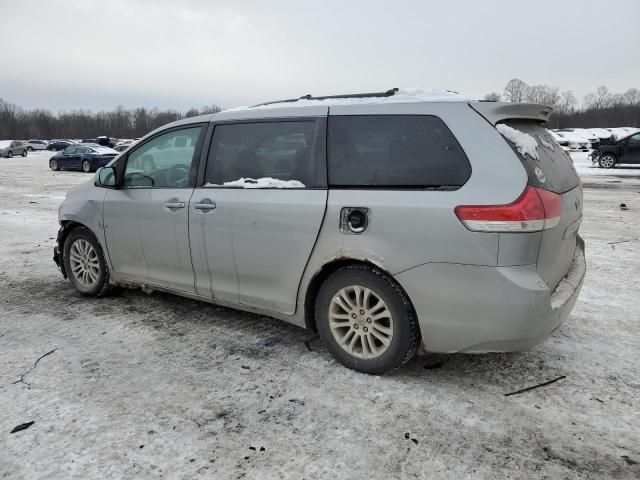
[395,237,586,353]
[53,227,67,278]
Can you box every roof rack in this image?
[251,88,399,107]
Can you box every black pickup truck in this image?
[591,131,640,168]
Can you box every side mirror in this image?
[95,166,117,188]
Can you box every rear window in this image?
[327,115,471,189]
[499,120,580,194]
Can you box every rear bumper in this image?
[395,236,586,353]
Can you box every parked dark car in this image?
[49,145,119,172]
[0,140,28,157]
[590,131,640,168]
[47,140,76,151]
[97,136,118,148]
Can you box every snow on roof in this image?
[496,124,539,160]
[223,88,468,112]
[0,140,12,148]
[90,146,118,154]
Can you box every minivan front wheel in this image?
[63,228,110,297]
[316,265,420,374]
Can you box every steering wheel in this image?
[167,164,189,187]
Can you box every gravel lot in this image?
[1,150,639,479]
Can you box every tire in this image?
[49,159,59,171]
[27,146,33,152]
[7,151,12,158]
[63,227,110,297]
[82,160,91,172]
[315,264,420,374]
[22,149,28,157]
[598,154,616,169]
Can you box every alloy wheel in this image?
[328,285,394,359]
[600,155,615,168]
[69,239,100,288]
[82,160,91,172]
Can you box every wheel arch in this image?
[58,220,96,248]
[302,258,417,332]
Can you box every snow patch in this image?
[496,123,539,160]
[223,88,468,112]
[207,177,305,189]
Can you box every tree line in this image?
[485,79,640,128]
[0,99,221,140]
[2,80,639,140]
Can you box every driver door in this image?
[624,133,640,163]
[103,125,205,293]
[62,146,81,169]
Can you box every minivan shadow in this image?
[12,276,561,386]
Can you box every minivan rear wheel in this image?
[63,227,110,297]
[315,264,420,374]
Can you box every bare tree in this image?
[555,90,577,115]
[483,92,502,101]
[584,86,612,110]
[503,78,529,103]
[622,88,640,106]
[525,85,560,107]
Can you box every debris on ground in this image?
[12,348,58,387]
[504,375,566,397]
[10,421,35,434]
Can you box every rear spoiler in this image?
[469,101,553,125]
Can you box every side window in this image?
[124,126,203,188]
[328,115,471,189]
[205,121,318,188]
[63,146,77,154]
[628,134,640,144]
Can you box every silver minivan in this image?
[54,89,586,374]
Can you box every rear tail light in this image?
[455,186,562,232]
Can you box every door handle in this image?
[164,202,185,209]
[193,201,216,211]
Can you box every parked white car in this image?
[24,139,49,151]
[551,130,590,151]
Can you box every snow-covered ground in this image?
[1,151,639,479]
[571,151,640,177]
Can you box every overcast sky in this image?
[1,0,638,112]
